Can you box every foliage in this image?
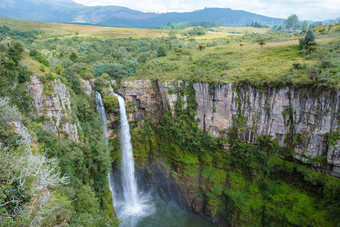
[160,21,220,29]
[0,147,71,226]
[284,14,300,31]
[0,41,33,115]
[103,95,119,113]
[29,49,50,66]
[248,22,269,28]
[185,27,207,36]
[70,52,78,62]
[157,46,167,57]
[93,62,126,78]
[299,30,317,54]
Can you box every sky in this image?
[72,0,340,21]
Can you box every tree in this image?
[70,52,78,62]
[299,30,316,53]
[187,27,206,36]
[92,62,126,78]
[284,14,300,30]
[103,95,119,113]
[258,40,266,51]
[124,60,139,75]
[301,21,309,30]
[157,46,166,57]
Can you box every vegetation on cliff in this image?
[0,39,118,225]
[128,82,340,226]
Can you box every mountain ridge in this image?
[0,0,285,27]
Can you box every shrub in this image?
[102,95,119,113]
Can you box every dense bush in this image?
[103,95,119,113]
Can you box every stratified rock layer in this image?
[29,76,79,142]
[119,80,340,175]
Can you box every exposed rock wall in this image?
[119,80,340,175]
[193,83,340,175]
[28,76,79,142]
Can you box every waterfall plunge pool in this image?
[117,195,215,227]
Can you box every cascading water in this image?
[97,92,215,227]
[114,93,142,214]
[95,91,108,141]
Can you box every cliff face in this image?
[114,79,340,224]
[194,84,340,175]
[28,76,79,142]
[119,80,340,175]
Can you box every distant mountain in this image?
[0,0,285,28]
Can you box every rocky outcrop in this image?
[118,80,163,122]
[28,76,79,142]
[118,80,340,176]
[10,120,31,146]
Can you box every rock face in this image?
[193,83,340,175]
[119,80,340,175]
[29,76,79,142]
[116,79,339,224]
[118,80,163,122]
[11,120,32,146]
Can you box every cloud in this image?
[72,0,340,21]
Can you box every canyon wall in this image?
[29,76,79,142]
[118,80,340,175]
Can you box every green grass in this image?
[1,16,339,89]
[129,40,318,85]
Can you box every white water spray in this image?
[96,91,153,225]
[114,93,142,214]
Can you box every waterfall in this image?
[96,91,153,226]
[95,91,118,209]
[95,92,211,226]
[114,93,141,213]
[95,91,108,141]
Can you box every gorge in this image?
[90,78,339,225]
[1,21,340,226]
[3,73,340,226]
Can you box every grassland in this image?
[1,17,339,89]
[0,17,167,39]
[130,36,340,89]
[0,17,271,40]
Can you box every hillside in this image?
[0,0,284,28]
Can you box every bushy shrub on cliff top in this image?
[103,95,119,113]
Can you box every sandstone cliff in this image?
[118,80,340,176]
[29,76,79,142]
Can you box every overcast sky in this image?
[72,0,339,21]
